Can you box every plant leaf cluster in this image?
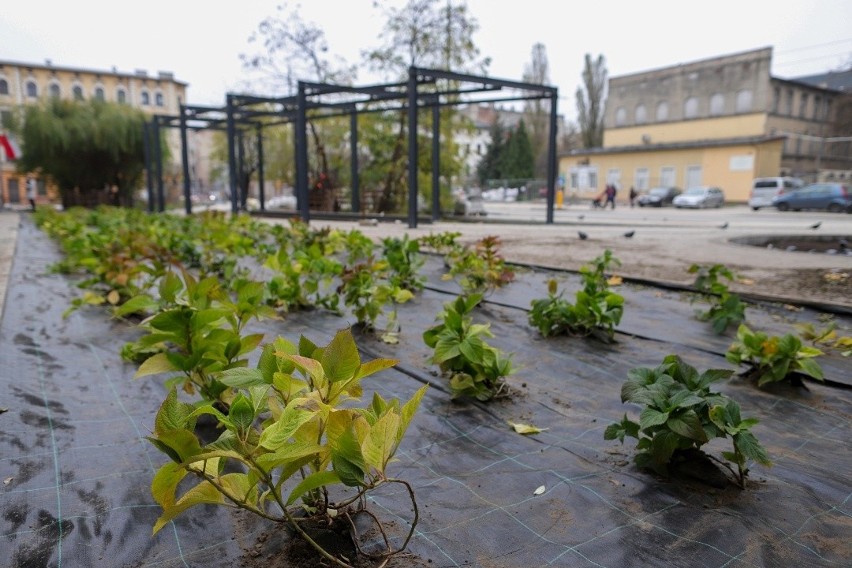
[604,355,770,487]
[529,249,624,341]
[726,324,824,386]
[148,328,427,567]
[443,235,516,297]
[423,294,513,401]
[688,263,746,334]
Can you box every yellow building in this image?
[561,47,849,203]
[0,59,187,206]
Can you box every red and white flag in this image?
[0,133,21,161]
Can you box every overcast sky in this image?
[2,0,850,121]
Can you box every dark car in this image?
[772,183,852,213]
[637,187,681,207]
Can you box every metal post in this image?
[256,124,265,211]
[153,118,165,212]
[545,89,558,224]
[236,130,245,210]
[179,104,192,215]
[226,95,239,214]
[407,67,419,229]
[350,109,360,213]
[142,121,154,212]
[431,96,441,221]
[295,81,310,222]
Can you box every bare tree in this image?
[523,43,551,179]
[576,53,607,148]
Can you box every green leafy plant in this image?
[423,294,514,401]
[443,235,516,297]
[726,324,824,386]
[127,271,274,405]
[688,263,746,334]
[147,329,427,567]
[382,235,426,292]
[338,258,414,343]
[417,231,462,254]
[604,355,770,488]
[529,250,624,341]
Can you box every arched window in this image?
[735,89,753,113]
[26,81,39,98]
[72,85,84,101]
[117,88,127,104]
[684,96,699,119]
[635,104,647,124]
[710,93,725,116]
[0,79,8,95]
[155,92,164,107]
[141,90,150,105]
[94,86,105,101]
[615,107,627,126]
[49,83,61,98]
[656,101,669,121]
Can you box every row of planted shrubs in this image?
[32,206,846,565]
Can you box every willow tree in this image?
[18,98,146,208]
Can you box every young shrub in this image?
[338,258,414,342]
[529,250,624,341]
[147,329,427,568]
[382,235,426,292]
[795,321,852,357]
[127,272,273,406]
[417,231,462,255]
[444,235,516,297]
[688,263,746,334]
[604,355,770,488]
[726,324,824,386]
[423,294,514,401]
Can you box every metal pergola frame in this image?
[146,66,558,227]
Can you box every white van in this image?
[748,177,804,210]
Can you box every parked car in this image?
[748,176,803,210]
[637,186,681,207]
[672,186,725,208]
[772,183,852,213]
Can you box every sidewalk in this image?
[0,210,20,321]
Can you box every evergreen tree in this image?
[502,120,534,180]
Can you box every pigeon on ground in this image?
[623,230,635,238]
[839,238,848,250]
[810,221,822,229]
[718,222,728,229]
[578,231,588,240]
[578,214,585,220]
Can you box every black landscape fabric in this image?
[1,215,851,567]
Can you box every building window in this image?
[94,86,105,100]
[37,179,47,196]
[656,101,669,121]
[710,93,725,116]
[660,167,676,187]
[813,96,821,120]
[799,93,809,118]
[825,99,832,121]
[615,107,627,126]
[72,85,84,101]
[635,104,647,124]
[635,168,650,190]
[0,79,8,95]
[49,83,61,98]
[155,92,164,107]
[117,88,127,104]
[607,169,621,188]
[141,90,150,105]
[684,96,699,119]
[786,89,794,115]
[26,81,38,98]
[735,90,752,113]
[772,87,780,113]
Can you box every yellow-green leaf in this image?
[508,421,547,435]
[135,352,178,379]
